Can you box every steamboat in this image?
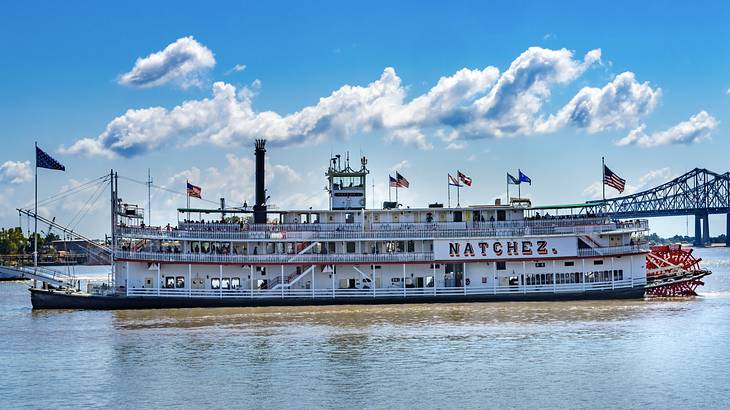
[30,140,705,309]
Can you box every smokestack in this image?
[253,139,267,224]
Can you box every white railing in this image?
[578,244,649,257]
[126,278,641,298]
[117,218,649,242]
[116,250,434,264]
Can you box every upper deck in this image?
[117,215,649,242]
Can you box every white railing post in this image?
[402,263,406,297]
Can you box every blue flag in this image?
[36,146,65,171]
[518,170,531,185]
[507,173,520,185]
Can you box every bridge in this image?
[535,168,730,247]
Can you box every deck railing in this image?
[125,278,644,298]
[116,250,434,264]
[115,243,649,264]
[118,218,648,241]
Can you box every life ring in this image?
[359,198,365,206]
[465,278,471,286]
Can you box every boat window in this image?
[345,213,354,223]
[221,278,230,290]
[407,241,415,252]
[564,261,575,267]
[211,278,220,289]
[231,277,240,289]
[535,262,545,268]
[165,277,175,288]
[346,242,356,253]
[496,261,506,270]
[453,211,463,222]
[593,260,604,265]
[176,276,185,288]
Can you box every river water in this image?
[1,247,729,409]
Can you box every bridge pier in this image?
[694,214,703,246]
[703,213,710,246]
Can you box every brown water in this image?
[2,247,730,409]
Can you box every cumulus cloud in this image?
[616,111,718,147]
[0,160,32,184]
[64,46,667,158]
[167,154,321,210]
[118,36,215,89]
[540,72,661,133]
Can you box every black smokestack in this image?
[253,139,267,224]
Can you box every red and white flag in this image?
[457,171,472,186]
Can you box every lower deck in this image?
[115,254,648,299]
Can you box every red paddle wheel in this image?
[645,244,711,297]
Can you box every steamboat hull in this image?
[30,286,646,310]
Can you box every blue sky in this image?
[1,0,729,238]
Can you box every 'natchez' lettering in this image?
[444,239,564,258]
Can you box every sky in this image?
[1,0,729,238]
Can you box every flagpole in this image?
[506,173,509,204]
[518,169,521,200]
[388,176,391,202]
[456,170,460,207]
[447,175,451,208]
[602,157,606,202]
[34,141,38,272]
[186,179,190,221]
[602,156,606,215]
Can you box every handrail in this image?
[117,219,649,242]
[126,278,641,298]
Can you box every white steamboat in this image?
[31,140,650,309]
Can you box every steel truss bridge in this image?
[539,168,730,246]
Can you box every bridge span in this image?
[535,168,730,247]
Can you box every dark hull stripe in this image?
[30,287,646,310]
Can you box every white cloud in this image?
[616,111,718,147]
[446,141,466,150]
[0,160,32,184]
[390,160,410,172]
[225,64,246,75]
[539,72,661,134]
[118,36,215,89]
[166,154,314,209]
[64,46,670,158]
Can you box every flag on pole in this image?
[448,174,462,187]
[396,172,409,188]
[518,170,531,185]
[507,173,520,185]
[187,182,202,198]
[603,165,626,193]
[389,175,401,188]
[36,146,65,171]
[457,170,472,186]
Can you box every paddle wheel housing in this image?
[645,245,711,297]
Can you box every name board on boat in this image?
[433,237,577,260]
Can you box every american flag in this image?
[389,175,401,188]
[603,165,626,193]
[187,182,202,198]
[36,146,65,171]
[457,170,472,186]
[396,172,409,188]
